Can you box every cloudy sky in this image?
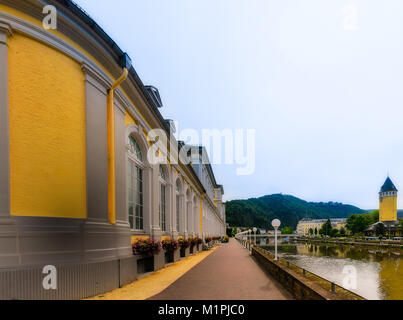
[75,0,403,209]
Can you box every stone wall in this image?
[251,247,362,300]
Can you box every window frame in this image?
[127,136,144,231]
[159,166,167,232]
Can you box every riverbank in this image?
[264,242,403,300]
[295,237,403,250]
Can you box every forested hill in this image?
[225,194,365,229]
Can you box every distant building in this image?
[366,177,401,237]
[297,218,347,236]
[379,176,398,222]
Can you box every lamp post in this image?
[253,227,257,245]
[272,219,281,261]
[249,229,251,242]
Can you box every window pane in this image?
[129,136,143,162]
[176,195,180,232]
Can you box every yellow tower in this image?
[379,177,398,222]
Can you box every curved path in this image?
[150,238,292,300]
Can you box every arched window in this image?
[176,179,181,233]
[128,136,143,230]
[159,166,167,232]
[129,136,143,162]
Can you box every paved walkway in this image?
[150,239,292,300]
[88,247,219,300]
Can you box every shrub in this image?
[188,237,195,247]
[132,239,161,256]
[178,238,190,249]
[190,237,199,246]
[222,235,229,243]
[205,236,212,243]
[195,237,203,245]
[162,239,178,252]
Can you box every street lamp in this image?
[272,219,281,261]
[248,229,252,252]
[253,227,257,245]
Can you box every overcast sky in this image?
[74,0,403,209]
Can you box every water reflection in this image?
[263,242,402,300]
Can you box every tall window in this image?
[128,136,143,230]
[176,179,181,232]
[159,166,166,232]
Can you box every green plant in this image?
[222,235,229,243]
[178,238,190,249]
[282,226,294,235]
[162,239,178,252]
[375,223,386,237]
[190,237,199,246]
[132,239,161,256]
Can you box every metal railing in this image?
[237,238,365,300]
[297,237,403,248]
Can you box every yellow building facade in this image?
[0,0,226,299]
[296,218,347,236]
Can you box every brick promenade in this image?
[150,238,292,300]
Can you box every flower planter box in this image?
[137,255,154,274]
[165,251,174,264]
[162,239,179,264]
[180,247,189,258]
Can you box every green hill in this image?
[225,194,365,229]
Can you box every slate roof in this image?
[380,177,398,192]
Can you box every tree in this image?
[314,227,318,236]
[330,228,339,237]
[281,226,293,235]
[398,219,403,235]
[339,227,346,236]
[319,219,333,236]
[346,214,370,235]
[309,228,314,236]
[375,223,386,237]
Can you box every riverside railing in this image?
[236,238,365,300]
[296,237,403,248]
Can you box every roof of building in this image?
[298,218,347,223]
[186,145,221,189]
[380,177,398,192]
[366,220,399,231]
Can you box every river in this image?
[263,242,402,300]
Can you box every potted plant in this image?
[132,238,161,256]
[193,237,202,251]
[188,237,198,254]
[178,238,190,257]
[162,239,178,263]
[162,239,178,252]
